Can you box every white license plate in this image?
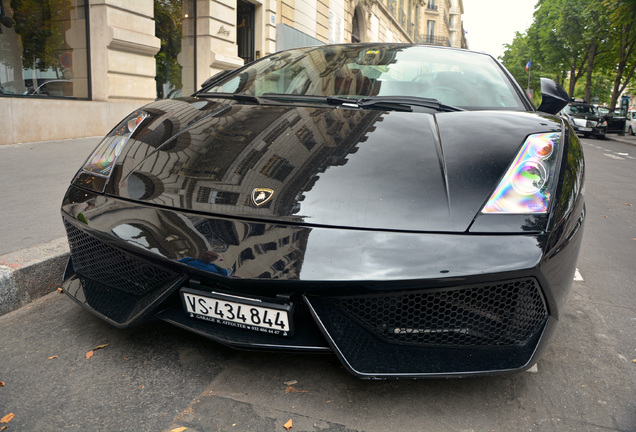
[181,288,293,336]
[578,127,593,132]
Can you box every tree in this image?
[501,31,541,97]
[600,0,636,109]
[572,71,613,104]
[10,0,72,76]
[529,0,600,97]
[155,0,184,98]
[500,0,636,106]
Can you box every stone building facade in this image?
[0,0,465,145]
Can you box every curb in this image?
[607,134,636,146]
[0,237,69,316]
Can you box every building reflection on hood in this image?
[62,93,386,280]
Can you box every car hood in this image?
[567,112,601,121]
[107,97,562,233]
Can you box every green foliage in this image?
[10,0,72,73]
[500,0,636,108]
[155,0,183,95]
[597,0,636,108]
[501,31,541,90]
[570,73,614,104]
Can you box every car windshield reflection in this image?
[201,44,525,111]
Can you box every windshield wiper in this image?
[326,95,463,112]
[325,96,411,112]
[261,94,412,112]
[261,93,333,104]
[198,93,464,112]
[359,96,464,112]
[198,92,264,104]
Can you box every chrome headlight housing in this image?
[481,132,561,214]
[81,110,148,178]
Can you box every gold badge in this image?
[251,188,274,206]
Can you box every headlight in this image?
[481,132,561,214]
[81,110,147,178]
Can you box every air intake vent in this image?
[334,278,547,347]
[64,220,178,296]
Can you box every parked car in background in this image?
[598,106,626,135]
[24,79,73,97]
[560,101,607,139]
[626,110,636,135]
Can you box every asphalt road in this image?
[0,136,635,432]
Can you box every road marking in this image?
[615,152,634,159]
[604,153,625,160]
[574,268,584,281]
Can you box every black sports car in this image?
[61,43,585,378]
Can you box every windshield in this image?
[203,44,526,111]
[566,104,598,115]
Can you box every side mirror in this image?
[537,78,569,115]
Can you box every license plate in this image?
[181,288,293,336]
[578,127,592,131]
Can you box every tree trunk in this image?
[609,8,636,110]
[584,43,597,103]
[569,57,577,97]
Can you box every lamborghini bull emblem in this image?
[251,188,274,207]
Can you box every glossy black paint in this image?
[75,97,563,234]
[62,186,549,283]
[537,77,570,115]
[61,44,586,378]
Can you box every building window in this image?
[351,8,361,43]
[155,0,196,99]
[0,0,89,98]
[426,19,435,43]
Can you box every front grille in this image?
[334,278,548,347]
[64,220,179,296]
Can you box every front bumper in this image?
[573,123,606,137]
[61,186,582,378]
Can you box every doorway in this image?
[237,0,255,64]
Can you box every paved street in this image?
[0,135,635,431]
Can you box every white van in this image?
[627,110,636,135]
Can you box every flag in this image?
[525,60,532,71]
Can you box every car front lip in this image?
[574,125,606,135]
[60,185,583,377]
[570,117,606,136]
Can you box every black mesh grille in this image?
[334,278,548,347]
[64,220,179,296]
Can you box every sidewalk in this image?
[0,137,101,315]
[608,132,636,146]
